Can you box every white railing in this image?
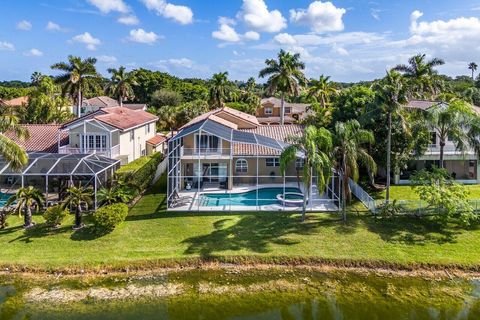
[348,178,377,214]
[59,145,120,158]
[181,147,231,157]
[152,157,168,184]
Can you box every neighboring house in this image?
[395,100,480,184]
[3,124,68,153]
[257,97,311,125]
[81,96,147,116]
[60,107,159,164]
[2,96,29,107]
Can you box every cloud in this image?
[237,0,286,33]
[86,0,129,13]
[150,58,210,77]
[117,15,139,25]
[128,28,161,44]
[96,55,118,65]
[72,32,101,50]
[141,0,193,25]
[46,21,67,32]
[212,17,260,43]
[23,48,43,57]
[290,1,346,33]
[273,33,297,45]
[16,20,32,31]
[370,9,381,21]
[0,41,15,51]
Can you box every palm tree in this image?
[0,104,29,171]
[30,71,44,86]
[106,66,138,107]
[6,186,45,228]
[62,186,93,229]
[51,56,99,116]
[332,120,376,221]
[209,72,230,109]
[307,75,337,108]
[280,126,333,221]
[468,62,478,80]
[393,53,445,98]
[373,70,409,203]
[259,49,307,125]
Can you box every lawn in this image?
[372,185,480,201]
[1,176,480,270]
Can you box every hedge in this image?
[93,203,129,232]
[115,152,163,192]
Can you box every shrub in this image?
[115,153,163,192]
[0,209,9,229]
[93,203,128,232]
[43,205,69,228]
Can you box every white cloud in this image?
[72,32,101,50]
[371,9,381,21]
[128,28,161,44]
[46,21,66,32]
[97,55,117,64]
[0,41,15,51]
[87,0,129,13]
[237,0,286,33]
[23,48,43,57]
[273,33,297,45]
[141,0,193,25]
[117,15,139,25]
[151,58,209,77]
[16,20,32,31]
[244,31,260,41]
[290,1,346,33]
[212,17,260,43]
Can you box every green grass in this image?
[1,176,480,270]
[372,185,480,201]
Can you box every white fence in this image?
[152,157,168,184]
[348,178,377,214]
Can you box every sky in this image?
[0,0,479,82]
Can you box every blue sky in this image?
[0,0,479,82]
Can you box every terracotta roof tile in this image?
[83,96,118,108]
[96,107,158,130]
[180,107,258,129]
[146,134,167,146]
[3,96,29,106]
[3,124,68,153]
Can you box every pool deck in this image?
[168,183,339,212]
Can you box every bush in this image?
[43,205,69,228]
[93,203,128,232]
[0,209,9,229]
[115,153,163,192]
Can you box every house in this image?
[59,106,159,164]
[2,96,29,107]
[395,100,480,184]
[80,96,147,116]
[257,97,311,125]
[3,124,68,153]
[167,106,340,211]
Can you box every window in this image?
[194,134,221,153]
[284,107,291,114]
[429,132,437,147]
[130,131,134,141]
[266,158,280,167]
[265,107,273,115]
[235,159,248,173]
[81,134,107,150]
[141,149,146,156]
[295,158,305,169]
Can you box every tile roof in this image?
[180,106,259,130]
[3,124,68,153]
[257,116,297,124]
[95,107,158,130]
[3,96,29,106]
[123,103,147,111]
[83,96,118,108]
[405,100,442,110]
[260,97,310,113]
[234,124,304,156]
[146,134,167,146]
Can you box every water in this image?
[201,187,302,206]
[0,193,12,208]
[0,268,479,319]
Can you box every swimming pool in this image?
[200,187,302,206]
[0,193,12,208]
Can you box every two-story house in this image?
[59,106,160,164]
[80,96,147,116]
[257,97,311,125]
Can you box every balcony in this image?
[424,144,474,156]
[59,144,120,159]
[181,148,231,159]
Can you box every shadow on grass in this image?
[181,213,331,258]
[70,225,107,241]
[7,223,72,243]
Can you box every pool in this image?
[0,193,12,208]
[200,187,302,206]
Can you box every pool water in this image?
[0,193,12,207]
[200,187,302,206]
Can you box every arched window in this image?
[235,159,248,173]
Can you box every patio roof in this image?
[0,152,120,176]
[170,119,288,151]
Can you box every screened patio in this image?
[0,152,120,209]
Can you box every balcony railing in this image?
[59,144,120,158]
[424,144,474,156]
[181,148,230,157]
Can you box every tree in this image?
[150,89,183,108]
[208,72,230,109]
[62,186,93,229]
[307,75,337,108]
[6,186,45,228]
[106,66,138,107]
[51,56,99,116]
[332,120,376,221]
[98,185,135,205]
[30,72,44,86]
[373,70,409,203]
[280,126,333,221]
[468,62,478,80]
[331,85,375,123]
[259,49,307,125]
[0,103,29,171]
[393,53,445,98]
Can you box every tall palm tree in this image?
[30,71,44,86]
[51,56,99,116]
[280,126,333,221]
[393,53,445,98]
[468,62,478,80]
[208,72,230,109]
[373,70,409,203]
[62,186,93,229]
[0,103,29,171]
[307,75,337,108]
[6,186,45,228]
[332,120,376,221]
[106,66,138,107]
[259,49,307,125]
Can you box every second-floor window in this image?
[146,123,151,134]
[81,134,107,150]
[429,132,437,147]
[265,107,273,115]
[130,131,134,141]
[194,134,221,153]
[284,107,291,114]
[266,158,280,167]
